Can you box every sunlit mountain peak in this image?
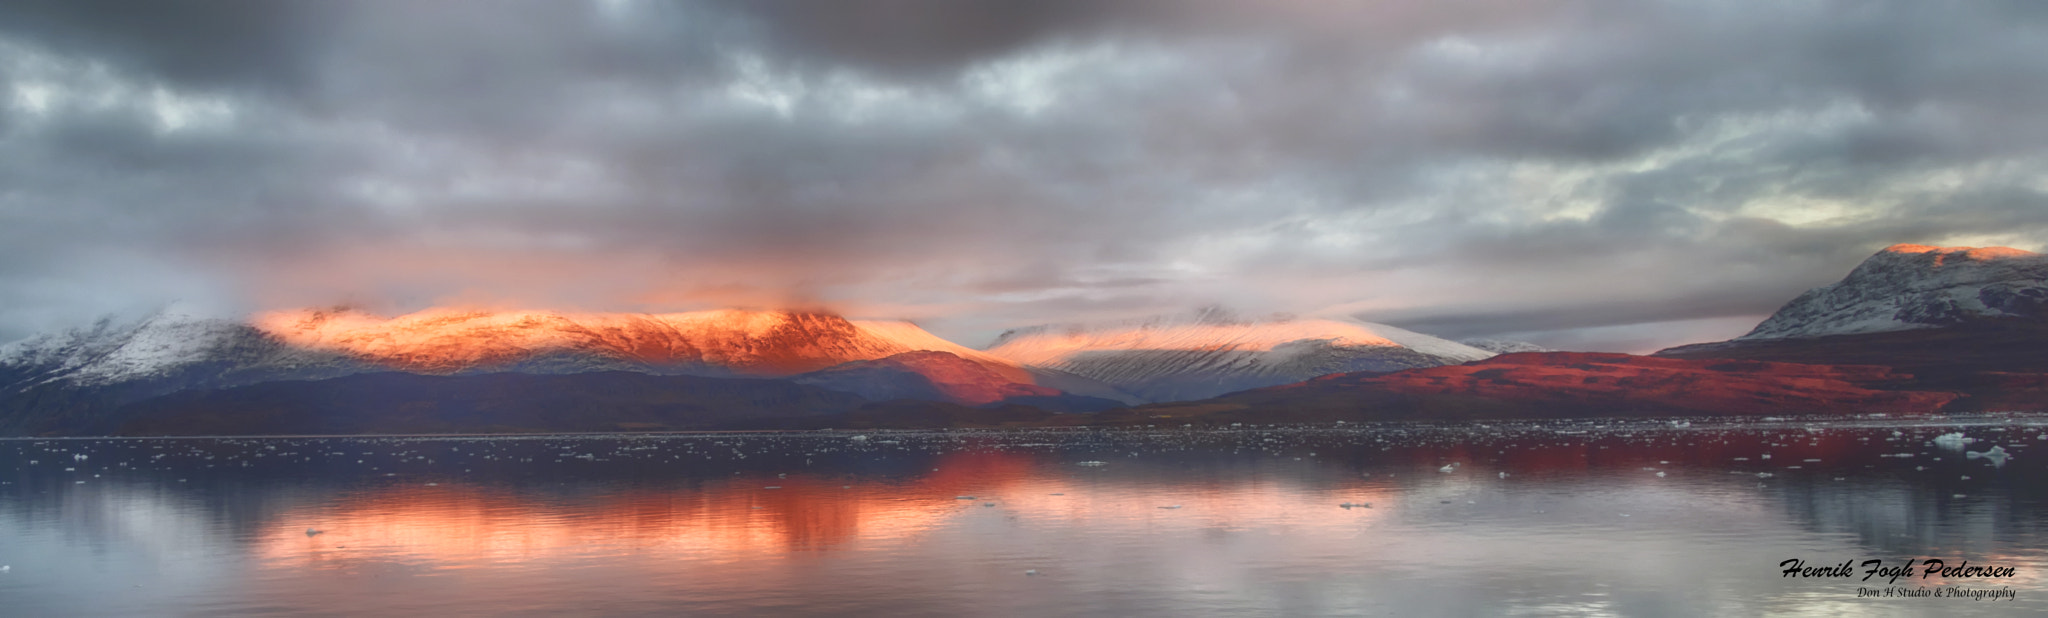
[251,306,1015,376]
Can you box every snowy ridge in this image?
[1739,244,2048,340]
[0,308,344,388]
[983,314,1492,402]
[0,307,375,433]
[67,313,247,385]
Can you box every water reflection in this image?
[3,417,2045,616]
[256,453,1049,570]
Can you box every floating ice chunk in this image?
[1025,569,1039,576]
[1439,464,1456,473]
[1498,472,1509,478]
[306,528,323,537]
[956,496,976,500]
[1077,461,1107,467]
[984,502,996,507]
[1933,433,1974,449]
[1656,471,1666,478]
[1159,505,1183,509]
[1339,502,1371,509]
[1965,445,2011,465]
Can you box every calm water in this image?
[3,415,2046,617]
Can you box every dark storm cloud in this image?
[0,0,333,92]
[3,0,2048,350]
[707,0,1113,79]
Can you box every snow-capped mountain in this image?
[1738,244,2048,340]
[0,307,364,388]
[1648,244,2048,413]
[0,306,1113,434]
[2,306,1034,388]
[0,308,372,434]
[982,312,1493,402]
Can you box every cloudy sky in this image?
[3,0,2047,352]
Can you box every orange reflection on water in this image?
[255,450,1397,573]
[257,452,1033,569]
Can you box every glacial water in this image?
[3,415,2046,617]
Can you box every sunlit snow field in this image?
[3,415,2046,617]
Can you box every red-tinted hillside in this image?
[1119,352,1961,423]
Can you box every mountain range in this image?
[1122,243,2048,425]
[0,303,1487,434]
[4,243,2044,435]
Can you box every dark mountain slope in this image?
[107,372,870,436]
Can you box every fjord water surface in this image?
[2,416,2045,617]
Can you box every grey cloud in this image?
[0,0,335,93]
[708,0,1115,79]
[3,1,2048,352]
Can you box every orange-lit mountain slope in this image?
[253,307,1027,377]
[4,307,1135,435]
